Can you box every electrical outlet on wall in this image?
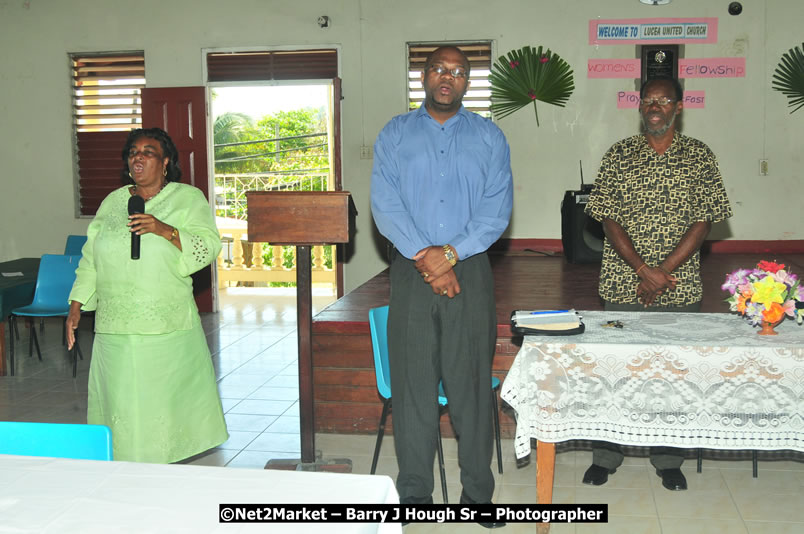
[759,159,768,176]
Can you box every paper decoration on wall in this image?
[617,90,706,108]
[588,57,746,79]
[588,59,641,78]
[589,18,718,45]
[678,57,745,78]
[587,18,743,109]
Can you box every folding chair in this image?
[9,254,83,377]
[24,236,88,338]
[64,235,88,256]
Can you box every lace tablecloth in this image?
[500,311,804,459]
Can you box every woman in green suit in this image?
[66,128,228,463]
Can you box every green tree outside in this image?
[213,107,333,282]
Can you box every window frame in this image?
[70,51,146,217]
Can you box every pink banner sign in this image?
[679,57,745,78]
[590,18,718,45]
[588,59,641,78]
[617,91,706,109]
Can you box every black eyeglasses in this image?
[427,65,468,79]
[639,97,675,107]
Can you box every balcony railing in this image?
[214,160,336,290]
[215,171,330,221]
[216,217,336,289]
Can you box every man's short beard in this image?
[642,110,677,137]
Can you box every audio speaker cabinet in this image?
[561,188,604,264]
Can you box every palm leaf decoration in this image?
[489,45,574,126]
[772,42,804,114]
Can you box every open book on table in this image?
[510,309,585,336]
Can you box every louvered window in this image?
[207,49,338,82]
[408,42,492,117]
[71,53,145,216]
[72,54,145,131]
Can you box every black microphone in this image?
[128,195,145,260]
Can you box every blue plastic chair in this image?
[9,254,83,377]
[23,236,89,341]
[0,421,113,461]
[368,305,503,503]
[64,235,88,256]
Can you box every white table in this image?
[501,311,804,505]
[0,455,401,533]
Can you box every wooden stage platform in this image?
[311,251,804,437]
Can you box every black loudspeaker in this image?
[561,188,604,264]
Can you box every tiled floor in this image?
[2,287,804,533]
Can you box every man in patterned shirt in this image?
[582,76,733,491]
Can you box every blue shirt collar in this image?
[416,103,468,125]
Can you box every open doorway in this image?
[210,83,339,312]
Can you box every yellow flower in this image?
[750,276,786,309]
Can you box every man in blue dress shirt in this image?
[370,46,513,526]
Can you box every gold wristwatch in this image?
[443,244,457,266]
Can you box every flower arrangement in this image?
[489,45,574,126]
[722,260,803,328]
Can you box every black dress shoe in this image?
[459,491,506,529]
[655,468,687,491]
[582,464,617,486]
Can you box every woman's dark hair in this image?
[120,127,182,185]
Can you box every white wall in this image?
[1,0,802,293]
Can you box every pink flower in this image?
[773,269,797,286]
[509,60,520,69]
[722,268,750,293]
[540,56,549,63]
[528,90,537,100]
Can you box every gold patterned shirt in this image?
[585,133,732,306]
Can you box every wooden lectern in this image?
[247,191,356,463]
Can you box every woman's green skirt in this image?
[87,322,228,463]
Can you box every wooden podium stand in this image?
[247,191,356,463]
